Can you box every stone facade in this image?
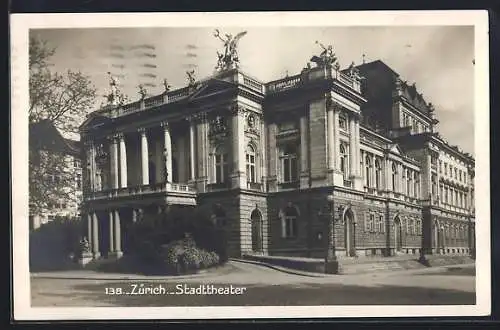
[79,59,475,262]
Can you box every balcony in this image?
[85,182,197,205]
[265,67,362,95]
[279,181,300,190]
[206,181,232,191]
[246,182,263,191]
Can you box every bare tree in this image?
[29,36,96,217]
[29,36,96,134]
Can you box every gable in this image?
[79,113,112,131]
[388,143,404,156]
[187,79,237,102]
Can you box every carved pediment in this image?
[79,113,112,131]
[187,79,236,102]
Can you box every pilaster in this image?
[230,104,246,189]
[299,115,310,188]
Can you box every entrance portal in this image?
[250,209,263,253]
[394,216,403,252]
[344,209,356,257]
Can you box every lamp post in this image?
[325,194,339,274]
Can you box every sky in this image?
[31,26,475,155]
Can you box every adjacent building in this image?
[29,120,83,230]
[79,53,475,261]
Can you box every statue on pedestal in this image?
[162,78,171,93]
[186,70,196,87]
[104,72,127,106]
[213,29,247,71]
[138,84,148,100]
[311,41,338,68]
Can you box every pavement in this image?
[30,261,476,307]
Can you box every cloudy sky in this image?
[31,26,475,154]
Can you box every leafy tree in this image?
[29,36,96,217]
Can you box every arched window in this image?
[280,144,298,183]
[365,155,372,187]
[416,219,421,235]
[392,163,398,192]
[340,144,348,179]
[282,205,298,238]
[375,159,382,190]
[214,145,229,183]
[246,144,256,183]
[414,172,419,198]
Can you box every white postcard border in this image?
[10,10,490,320]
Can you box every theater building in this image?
[79,53,475,260]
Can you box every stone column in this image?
[132,208,138,223]
[118,133,127,188]
[426,152,432,203]
[355,118,361,177]
[109,135,119,189]
[189,118,196,181]
[231,105,246,188]
[108,210,115,254]
[139,128,149,185]
[87,213,92,248]
[162,121,172,183]
[114,210,122,257]
[267,122,278,191]
[300,115,309,188]
[385,158,391,192]
[349,116,356,177]
[92,212,100,258]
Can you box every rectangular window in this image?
[339,115,347,130]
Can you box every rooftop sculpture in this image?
[186,70,196,87]
[162,78,171,93]
[104,72,127,106]
[310,41,338,68]
[213,29,248,71]
[138,84,148,100]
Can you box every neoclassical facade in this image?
[80,57,475,261]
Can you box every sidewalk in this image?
[30,264,235,281]
[30,259,475,281]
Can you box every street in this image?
[30,261,476,307]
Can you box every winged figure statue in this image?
[214,29,247,70]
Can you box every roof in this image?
[30,119,81,157]
[354,60,433,115]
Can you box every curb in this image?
[30,265,233,281]
[230,258,332,278]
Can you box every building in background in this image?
[79,49,475,261]
[29,120,83,230]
